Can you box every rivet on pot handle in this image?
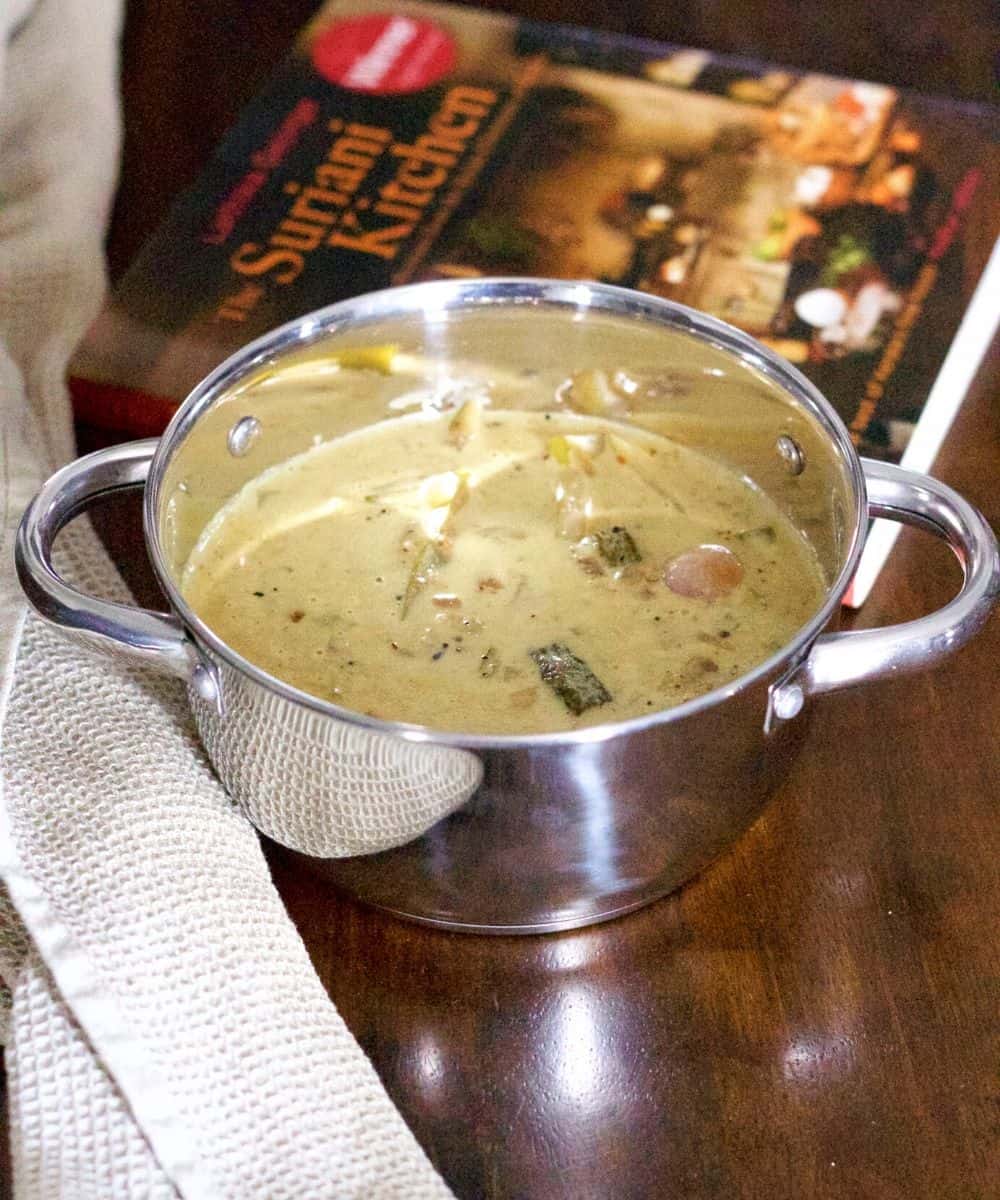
[14,440,219,704]
[770,458,1000,724]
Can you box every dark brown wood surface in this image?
[8,3,1000,1197]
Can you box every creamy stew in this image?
[180,357,826,734]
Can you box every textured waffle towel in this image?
[0,2,452,1195]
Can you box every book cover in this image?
[70,0,999,605]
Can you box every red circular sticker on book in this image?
[311,14,456,95]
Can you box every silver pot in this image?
[16,280,1000,933]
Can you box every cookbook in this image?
[69,0,1000,605]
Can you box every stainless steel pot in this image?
[16,280,1000,933]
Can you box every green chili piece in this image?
[400,541,445,619]
[732,524,777,543]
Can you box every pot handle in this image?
[770,458,1000,721]
[15,439,210,691]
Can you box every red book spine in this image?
[69,376,178,438]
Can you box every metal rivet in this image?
[228,416,260,457]
[776,435,806,475]
[773,682,804,721]
[191,663,220,706]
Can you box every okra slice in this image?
[595,525,641,567]
[529,643,612,716]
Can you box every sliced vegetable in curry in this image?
[530,644,613,716]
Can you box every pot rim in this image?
[144,277,867,750]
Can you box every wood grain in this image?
[6,2,1000,1197]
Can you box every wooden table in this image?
[6,3,999,1196]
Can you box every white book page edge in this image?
[844,235,1000,608]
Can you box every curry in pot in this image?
[180,349,826,735]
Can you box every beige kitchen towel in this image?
[0,2,453,1196]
